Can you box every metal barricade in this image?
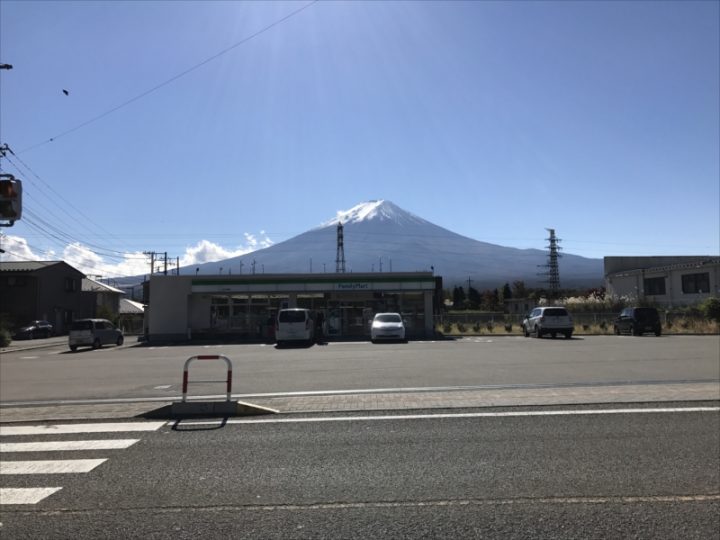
[181,355,232,403]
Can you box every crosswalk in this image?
[0,421,165,505]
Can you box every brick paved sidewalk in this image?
[1,382,717,423]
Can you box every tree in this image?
[512,280,527,298]
[467,287,481,309]
[453,286,466,308]
[502,283,512,301]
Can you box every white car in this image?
[275,308,315,346]
[370,313,406,343]
[69,318,124,351]
[522,306,573,339]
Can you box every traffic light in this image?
[0,174,22,224]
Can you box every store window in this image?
[643,277,666,296]
[681,273,710,294]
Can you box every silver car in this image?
[69,318,124,351]
[370,312,406,343]
[522,306,574,339]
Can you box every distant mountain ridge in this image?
[184,200,603,288]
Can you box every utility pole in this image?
[143,251,156,276]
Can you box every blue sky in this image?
[1,0,718,278]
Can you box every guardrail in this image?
[181,355,232,403]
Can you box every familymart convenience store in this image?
[145,272,441,342]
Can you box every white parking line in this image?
[0,421,166,437]
[0,459,107,475]
[176,406,720,427]
[0,487,62,505]
[0,439,140,453]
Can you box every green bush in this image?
[472,322,481,333]
[457,322,466,333]
[700,298,720,322]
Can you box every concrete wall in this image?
[147,276,192,340]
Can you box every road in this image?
[1,404,718,538]
[1,336,719,403]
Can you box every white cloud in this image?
[0,232,274,278]
[0,235,48,261]
[180,233,273,266]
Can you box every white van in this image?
[276,308,314,346]
[69,318,124,351]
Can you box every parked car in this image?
[275,308,314,346]
[522,306,574,339]
[614,307,662,336]
[370,312,406,343]
[68,318,124,351]
[13,320,54,340]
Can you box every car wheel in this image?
[28,331,34,340]
[116,336,124,346]
[534,326,542,338]
[70,345,77,352]
[523,325,529,338]
[92,338,101,349]
[564,332,572,339]
[655,328,662,337]
[551,332,557,339]
[631,324,640,336]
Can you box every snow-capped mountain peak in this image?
[321,200,428,227]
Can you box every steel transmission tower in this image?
[335,222,346,273]
[538,228,561,298]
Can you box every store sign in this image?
[336,282,370,290]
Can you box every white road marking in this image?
[0,439,139,453]
[0,421,165,437]
[154,385,172,390]
[1,459,107,475]
[176,406,720,427]
[19,356,39,360]
[0,487,62,505]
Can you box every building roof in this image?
[0,261,73,273]
[82,278,125,295]
[119,298,145,314]
[605,257,720,277]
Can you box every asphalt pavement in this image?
[1,405,718,539]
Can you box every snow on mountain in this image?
[181,200,603,288]
[321,200,430,228]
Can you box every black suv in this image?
[613,307,662,336]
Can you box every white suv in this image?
[522,306,573,339]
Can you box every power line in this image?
[1,150,148,259]
[18,1,319,153]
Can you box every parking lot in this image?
[1,335,718,406]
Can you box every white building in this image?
[144,272,441,342]
[604,256,719,307]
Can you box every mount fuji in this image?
[185,200,603,288]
